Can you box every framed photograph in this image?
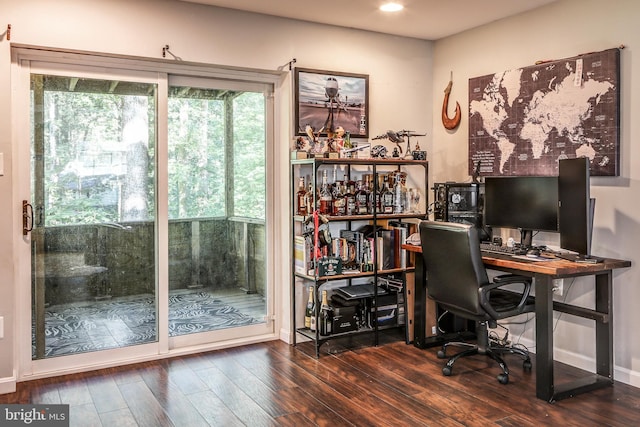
[294,68,369,138]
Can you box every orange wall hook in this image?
[442,72,461,130]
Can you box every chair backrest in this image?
[419,221,490,317]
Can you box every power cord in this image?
[489,323,532,361]
[498,279,576,353]
[552,277,576,333]
[489,323,510,347]
[513,313,535,351]
[436,310,449,334]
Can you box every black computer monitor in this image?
[484,176,558,247]
[558,157,598,262]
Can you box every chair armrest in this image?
[479,274,533,318]
[492,274,532,285]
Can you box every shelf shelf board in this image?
[295,267,412,281]
[294,213,427,222]
[291,157,428,167]
[296,327,373,341]
[296,325,404,342]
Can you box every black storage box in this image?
[332,305,358,334]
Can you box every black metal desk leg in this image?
[535,274,555,402]
[595,271,614,380]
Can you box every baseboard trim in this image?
[280,328,292,344]
[612,365,640,388]
[15,334,283,386]
[519,337,639,388]
[0,374,17,395]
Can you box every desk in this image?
[403,244,631,402]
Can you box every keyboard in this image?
[480,242,527,256]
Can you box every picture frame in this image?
[468,48,620,176]
[294,68,369,138]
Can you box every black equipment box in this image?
[433,182,485,238]
[332,305,359,334]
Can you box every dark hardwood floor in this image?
[1,334,639,426]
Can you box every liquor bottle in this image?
[296,176,307,216]
[355,179,369,215]
[319,170,333,215]
[364,175,373,214]
[333,179,346,216]
[345,179,357,215]
[381,175,394,214]
[305,286,315,329]
[393,173,405,214]
[309,286,318,332]
[319,290,333,336]
[304,181,315,214]
[373,174,382,212]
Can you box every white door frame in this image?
[12,46,281,381]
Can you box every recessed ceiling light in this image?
[380,3,404,12]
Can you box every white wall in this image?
[0,0,433,390]
[432,0,640,386]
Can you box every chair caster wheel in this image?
[523,359,532,371]
[437,350,446,359]
[497,373,509,384]
[442,366,452,376]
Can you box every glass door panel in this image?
[30,74,157,359]
[167,84,267,338]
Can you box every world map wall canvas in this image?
[468,48,620,176]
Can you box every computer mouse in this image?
[526,249,541,257]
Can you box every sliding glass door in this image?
[17,54,275,374]
[30,73,158,359]
[167,77,269,345]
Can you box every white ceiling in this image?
[180,0,558,40]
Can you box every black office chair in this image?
[419,221,534,384]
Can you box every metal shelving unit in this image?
[290,157,428,357]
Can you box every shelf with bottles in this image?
[293,213,424,222]
[290,157,428,167]
[292,159,428,220]
[298,276,405,348]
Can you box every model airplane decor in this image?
[372,130,426,159]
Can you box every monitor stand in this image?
[520,229,533,249]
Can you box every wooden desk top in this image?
[402,244,631,277]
